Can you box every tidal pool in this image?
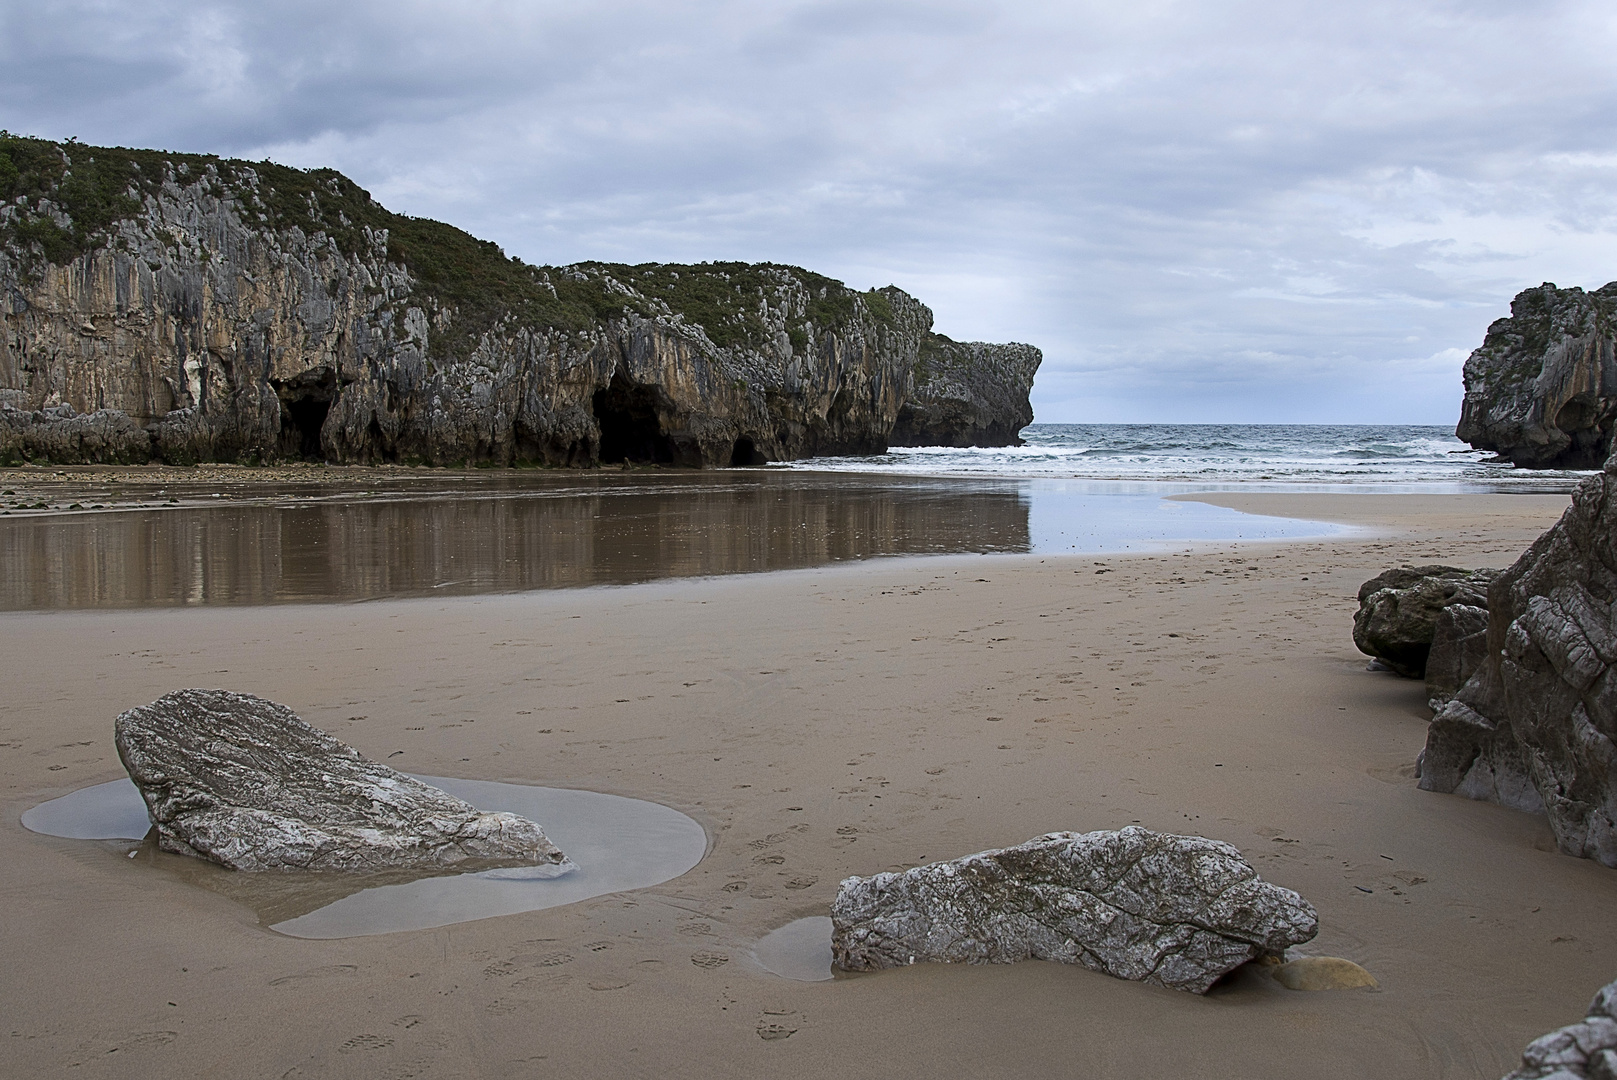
[22,775,707,938]
[753,916,835,981]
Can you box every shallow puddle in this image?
[22,775,706,938]
[753,916,835,981]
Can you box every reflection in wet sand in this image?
[0,473,1031,609]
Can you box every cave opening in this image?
[593,376,675,464]
[730,436,764,466]
[279,394,331,461]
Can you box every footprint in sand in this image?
[722,880,748,892]
[784,875,818,890]
[691,951,730,969]
[338,1033,393,1053]
[756,1010,800,1041]
[269,964,358,986]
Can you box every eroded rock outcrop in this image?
[830,826,1318,994]
[1353,565,1498,683]
[1419,465,1617,863]
[0,135,1038,468]
[888,336,1041,447]
[1502,976,1617,1079]
[114,688,572,874]
[1457,281,1617,468]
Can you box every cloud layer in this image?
[5,0,1616,422]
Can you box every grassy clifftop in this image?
[0,133,898,356]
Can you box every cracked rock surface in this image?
[114,688,572,874]
[830,826,1318,994]
[1504,976,1617,1079]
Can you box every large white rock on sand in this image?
[831,826,1318,994]
[1503,976,1617,1079]
[114,688,572,874]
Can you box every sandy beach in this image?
[3,489,1608,1079]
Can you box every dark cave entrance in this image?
[274,372,336,461]
[283,396,330,459]
[593,376,676,464]
[279,399,329,462]
[729,436,765,466]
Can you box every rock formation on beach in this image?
[114,688,572,874]
[0,134,1039,467]
[1501,975,1617,1079]
[1352,565,1498,703]
[1457,281,1617,468]
[888,336,1040,447]
[829,826,1318,994]
[1419,464,1617,864]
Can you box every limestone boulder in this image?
[1503,976,1617,1079]
[1353,565,1499,679]
[830,826,1318,994]
[114,688,572,874]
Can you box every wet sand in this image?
[3,490,1610,1078]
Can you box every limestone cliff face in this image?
[888,337,1040,447]
[0,136,990,468]
[1419,462,1617,865]
[1456,282,1617,468]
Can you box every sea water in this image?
[791,423,1590,489]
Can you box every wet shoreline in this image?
[0,468,1346,609]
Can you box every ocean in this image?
[789,424,1592,492]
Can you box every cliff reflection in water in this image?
[0,474,1031,609]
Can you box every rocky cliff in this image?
[1456,281,1617,468]
[1419,461,1617,864]
[888,336,1040,447]
[0,135,1036,467]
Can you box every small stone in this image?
[1271,956,1377,991]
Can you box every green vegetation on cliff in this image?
[0,133,896,359]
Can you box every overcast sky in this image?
[4,1,1615,424]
